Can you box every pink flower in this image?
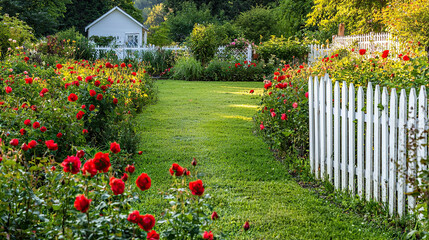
[292,102,298,108]
[281,113,287,121]
[260,124,265,130]
[271,112,276,117]
[305,92,309,98]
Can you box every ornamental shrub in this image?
[172,56,204,81]
[188,24,221,66]
[0,13,34,59]
[256,36,310,66]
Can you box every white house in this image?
[85,6,148,47]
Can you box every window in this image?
[126,33,139,47]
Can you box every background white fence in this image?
[308,44,334,64]
[309,74,427,217]
[93,44,253,62]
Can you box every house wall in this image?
[88,10,145,46]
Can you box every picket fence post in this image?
[366,83,374,201]
[326,75,333,182]
[357,87,364,198]
[398,89,407,217]
[348,83,355,194]
[334,81,341,189]
[309,77,315,174]
[373,86,381,201]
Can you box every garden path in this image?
[133,80,400,239]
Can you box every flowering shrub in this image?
[204,58,267,81]
[256,36,311,66]
[225,37,253,51]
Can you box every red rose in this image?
[127,210,140,223]
[82,159,97,177]
[20,128,26,135]
[25,77,33,84]
[260,123,264,130]
[33,122,40,129]
[203,231,214,240]
[51,166,56,171]
[211,211,219,220]
[281,113,287,121]
[305,92,309,98]
[82,129,88,134]
[189,179,204,196]
[403,55,410,61]
[249,90,254,93]
[138,151,143,155]
[45,140,58,151]
[57,132,63,138]
[61,156,81,174]
[89,104,95,111]
[93,152,110,173]
[21,143,29,151]
[77,76,82,81]
[28,140,37,149]
[243,221,250,231]
[24,119,31,126]
[264,81,272,90]
[74,194,91,213]
[89,89,96,96]
[68,93,78,102]
[56,64,63,69]
[94,80,100,87]
[40,126,47,132]
[76,111,85,120]
[359,49,366,55]
[24,56,29,62]
[121,63,126,68]
[147,230,160,240]
[96,94,103,100]
[136,173,151,191]
[125,164,135,173]
[81,105,86,109]
[110,142,121,154]
[9,138,19,146]
[5,86,12,94]
[128,64,132,68]
[132,72,137,76]
[76,150,85,158]
[121,172,129,181]
[138,214,155,231]
[113,98,118,104]
[382,50,389,59]
[85,76,93,82]
[109,177,125,195]
[169,163,184,176]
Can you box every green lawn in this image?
[132,80,402,239]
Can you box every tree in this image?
[274,0,314,38]
[0,0,71,36]
[234,6,277,43]
[144,3,168,28]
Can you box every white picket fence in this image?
[332,32,401,52]
[308,44,334,64]
[309,74,427,217]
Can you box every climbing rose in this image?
[211,211,219,220]
[243,221,250,231]
[74,194,91,213]
[68,93,78,102]
[61,156,81,174]
[127,210,140,223]
[138,214,155,231]
[82,159,97,177]
[203,231,214,240]
[125,164,135,173]
[359,49,366,55]
[147,230,160,240]
[93,152,110,173]
[189,179,204,196]
[136,173,151,191]
[110,142,121,153]
[45,140,58,151]
[382,50,389,59]
[109,177,125,195]
[169,163,184,176]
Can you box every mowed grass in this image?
[133,80,402,239]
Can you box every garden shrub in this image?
[188,24,221,66]
[0,13,34,59]
[204,57,267,81]
[137,49,177,76]
[256,36,310,66]
[233,6,277,43]
[172,56,204,81]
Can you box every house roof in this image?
[85,6,148,32]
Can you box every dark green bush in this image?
[256,36,310,65]
[172,56,204,81]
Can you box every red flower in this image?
[40,126,47,132]
[24,119,31,126]
[264,82,272,90]
[57,132,63,138]
[33,122,40,129]
[260,123,264,130]
[89,89,96,97]
[110,142,121,154]
[76,150,85,158]
[61,156,81,174]
[243,221,250,231]
[121,63,126,68]
[305,92,309,98]
[403,55,410,61]
[96,94,103,100]
[192,157,197,166]
[138,214,155,231]
[281,113,287,121]
[203,231,214,240]
[82,129,88,134]
[109,177,125,195]
[113,98,118,104]
[24,56,29,62]
[25,77,33,84]
[56,64,63,69]
[249,89,254,93]
[136,173,151,191]
[89,104,95,111]
[20,128,26,135]
[169,163,184,176]
[76,111,85,120]
[28,140,37,149]
[74,194,91,213]
[147,230,160,240]
[81,105,86,109]
[21,143,29,151]
[292,102,298,108]
[45,140,58,151]
[132,72,137,76]
[359,49,366,55]
[5,86,12,94]
[82,159,97,177]
[138,151,143,155]
[128,64,132,68]
[189,179,204,196]
[68,93,78,102]
[271,112,276,118]
[125,164,135,173]
[121,172,129,181]
[93,152,111,173]
[211,211,219,220]
[382,50,389,59]
[94,80,100,87]
[85,76,93,82]
[9,139,18,146]
[127,210,140,223]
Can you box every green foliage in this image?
[204,58,267,81]
[256,36,310,65]
[89,36,116,47]
[144,3,167,28]
[0,13,34,59]
[188,24,222,66]
[147,22,174,46]
[135,49,178,76]
[274,0,314,38]
[234,6,277,44]
[54,27,95,60]
[172,56,204,81]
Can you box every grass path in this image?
[134,80,400,239]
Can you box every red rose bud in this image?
[136,173,151,191]
[110,142,121,154]
[10,138,19,146]
[125,164,135,173]
[249,89,254,93]
[74,194,91,213]
[121,172,129,181]
[243,221,250,231]
[82,129,88,134]
[138,151,143,155]
[76,111,85,120]
[20,128,26,135]
[51,166,56,171]
[76,150,85,158]
[191,158,197,166]
[57,132,63,138]
[211,211,219,220]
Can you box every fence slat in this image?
[397,89,407,217]
[334,81,341,189]
[314,77,320,178]
[320,78,326,179]
[389,89,398,216]
[408,88,417,213]
[357,87,365,198]
[366,83,374,201]
[309,77,314,174]
[418,86,427,185]
[373,86,381,201]
[326,75,333,182]
[348,83,356,194]
[342,82,348,190]
[381,87,389,203]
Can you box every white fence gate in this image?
[309,74,427,217]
